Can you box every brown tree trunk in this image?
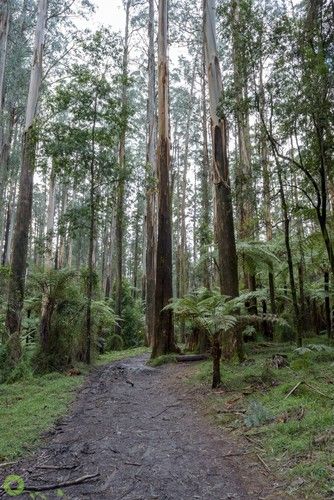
[203,0,243,379]
[151,0,176,358]
[324,271,331,339]
[199,45,211,289]
[145,0,157,346]
[5,0,48,366]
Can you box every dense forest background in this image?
[0,0,333,383]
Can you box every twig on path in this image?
[124,462,142,467]
[244,435,265,449]
[24,472,100,492]
[0,462,16,468]
[126,379,134,387]
[222,451,253,458]
[218,409,246,414]
[36,464,78,470]
[151,404,179,419]
[256,454,270,473]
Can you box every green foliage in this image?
[116,280,145,348]
[167,288,237,339]
[244,400,274,427]
[148,354,177,367]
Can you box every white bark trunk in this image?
[0,0,9,115]
[25,0,48,130]
[45,163,56,270]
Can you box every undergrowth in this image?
[191,337,334,498]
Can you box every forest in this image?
[0,0,333,498]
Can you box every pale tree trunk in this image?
[199,45,211,290]
[203,0,243,384]
[115,0,130,338]
[0,107,16,243]
[0,0,9,151]
[57,185,68,268]
[179,61,196,340]
[44,162,56,270]
[259,59,276,315]
[145,0,157,346]
[232,0,257,314]
[5,0,48,366]
[151,0,176,358]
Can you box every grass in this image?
[97,346,149,365]
[148,353,177,367]
[0,346,149,463]
[191,338,334,498]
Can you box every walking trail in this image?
[1,355,283,499]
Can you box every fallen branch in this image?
[36,464,78,470]
[218,409,246,414]
[284,381,302,399]
[176,354,209,362]
[303,382,333,399]
[285,381,332,400]
[256,453,270,473]
[24,472,100,492]
[151,404,179,419]
[0,462,16,468]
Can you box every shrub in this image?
[244,400,274,427]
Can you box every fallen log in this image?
[175,354,210,362]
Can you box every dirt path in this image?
[1,356,280,499]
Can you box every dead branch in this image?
[24,472,100,492]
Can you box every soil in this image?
[0,355,285,499]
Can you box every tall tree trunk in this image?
[5,0,48,366]
[180,61,196,300]
[86,94,98,365]
[203,0,243,384]
[324,271,331,339]
[232,0,257,313]
[44,162,56,270]
[151,0,176,358]
[115,0,130,338]
[145,0,157,346]
[277,161,302,347]
[199,45,211,289]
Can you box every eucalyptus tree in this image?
[145,0,156,345]
[203,0,243,383]
[5,0,48,365]
[151,0,177,357]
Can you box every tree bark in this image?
[5,0,48,365]
[145,0,157,346]
[151,0,176,358]
[115,0,130,338]
[44,162,56,270]
[203,0,243,375]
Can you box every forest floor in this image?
[0,354,284,499]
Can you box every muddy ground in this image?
[0,356,284,499]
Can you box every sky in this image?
[93,0,125,33]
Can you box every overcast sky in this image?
[93,0,125,33]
